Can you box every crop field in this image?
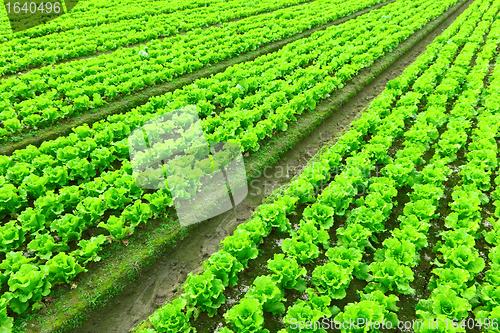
[1,0,500,332]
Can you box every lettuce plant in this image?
[418,160,451,185]
[46,252,86,284]
[103,187,131,210]
[247,275,286,315]
[17,207,45,233]
[288,178,316,204]
[325,246,368,280]
[361,290,399,314]
[34,191,64,221]
[283,292,331,333]
[4,264,51,314]
[233,217,270,245]
[114,173,144,200]
[43,165,69,190]
[383,158,416,188]
[281,238,319,264]
[81,179,108,198]
[474,284,500,317]
[91,147,116,172]
[122,200,153,227]
[347,205,387,234]
[5,162,31,185]
[56,146,80,163]
[220,230,259,268]
[301,160,330,188]
[398,214,430,233]
[410,183,444,203]
[255,203,290,234]
[461,163,492,191]
[150,298,193,333]
[203,251,243,288]
[0,184,21,219]
[72,235,108,264]
[436,229,475,250]
[447,186,485,221]
[275,195,298,215]
[366,258,415,295]
[428,268,475,300]
[0,296,13,333]
[181,270,225,318]
[435,245,485,276]
[113,139,131,161]
[0,221,26,254]
[365,136,392,165]
[295,220,330,249]
[416,285,471,321]
[335,291,398,333]
[50,214,86,243]
[484,218,500,246]
[312,262,351,300]
[0,156,12,176]
[337,129,362,154]
[267,254,307,292]
[27,233,69,260]
[302,203,334,230]
[403,199,436,222]
[98,215,134,241]
[306,289,333,317]
[67,158,97,183]
[143,190,174,218]
[0,252,34,284]
[392,226,428,251]
[474,305,500,330]
[224,298,268,333]
[486,247,500,285]
[365,177,398,204]
[19,174,48,200]
[318,179,356,217]
[336,224,374,251]
[58,185,83,211]
[444,214,481,234]
[374,238,419,267]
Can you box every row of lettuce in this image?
[415,15,500,329]
[132,0,499,331]
[0,0,224,40]
[0,0,385,139]
[0,0,313,75]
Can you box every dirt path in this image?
[74,0,474,331]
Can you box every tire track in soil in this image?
[74,0,474,331]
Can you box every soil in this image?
[71,0,474,331]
